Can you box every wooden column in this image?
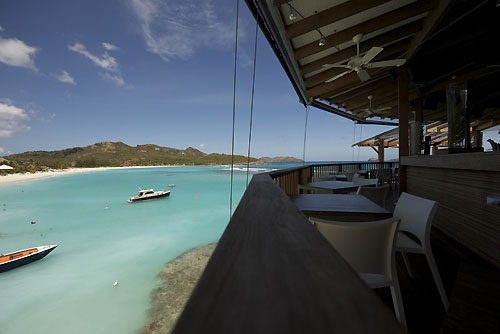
[398,65,409,193]
[378,140,385,163]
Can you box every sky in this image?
[0,0,399,161]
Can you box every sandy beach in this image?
[0,166,173,186]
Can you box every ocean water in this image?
[0,165,276,334]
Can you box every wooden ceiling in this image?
[248,0,500,124]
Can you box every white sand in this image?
[0,166,173,186]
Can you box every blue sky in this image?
[0,0,398,161]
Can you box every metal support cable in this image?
[352,122,356,161]
[230,0,240,218]
[302,105,310,164]
[246,11,259,188]
[357,124,363,161]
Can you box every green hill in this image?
[3,142,259,171]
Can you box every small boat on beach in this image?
[0,245,57,273]
[127,188,171,203]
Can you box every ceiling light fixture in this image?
[288,5,296,21]
[318,36,326,46]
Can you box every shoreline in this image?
[0,163,276,187]
[0,165,175,187]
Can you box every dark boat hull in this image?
[0,246,56,273]
[129,191,170,202]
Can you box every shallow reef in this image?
[144,243,216,334]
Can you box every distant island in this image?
[0,142,302,173]
[259,156,303,163]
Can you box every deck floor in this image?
[382,185,500,333]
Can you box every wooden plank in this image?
[406,0,453,60]
[294,0,434,61]
[405,164,500,268]
[173,174,405,333]
[286,0,391,40]
[329,77,395,105]
[300,20,423,76]
[401,152,500,172]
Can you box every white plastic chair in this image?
[394,192,449,310]
[345,171,360,182]
[311,217,407,327]
[356,184,390,208]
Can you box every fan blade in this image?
[356,69,370,82]
[361,47,383,65]
[325,70,353,83]
[322,64,351,69]
[366,59,406,68]
[375,106,392,112]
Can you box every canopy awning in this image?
[0,164,14,170]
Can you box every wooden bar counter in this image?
[400,151,500,268]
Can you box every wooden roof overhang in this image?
[245,0,500,127]
[353,108,500,149]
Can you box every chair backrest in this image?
[312,217,400,279]
[345,171,359,182]
[356,184,390,208]
[393,192,439,245]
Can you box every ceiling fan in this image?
[322,34,406,83]
[357,95,392,119]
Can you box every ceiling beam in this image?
[303,40,409,88]
[329,77,395,104]
[300,20,423,76]
[318,73,391,101]
[405,0,453,61]
[286,0,391,40]
[421,67,492,96]
[273,0,290,6]
[294,0,434,61]
[310,100,398,126]
[349,91,397,111]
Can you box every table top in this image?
[291,194,391,215]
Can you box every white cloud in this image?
[68,42,119,72]
[199,143,206,148]
[0,147,5,154]
[55,70,76,84]
[102,42,118,51]
[0,36,38,70]
[128,0,238,61]
[0,25,4,32]
[99,72,125,87]
[0,102,31,137]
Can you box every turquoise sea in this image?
[0,165,291,334]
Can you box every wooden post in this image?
[398,65,409,193]
[378,140,385,163]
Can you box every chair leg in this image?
[425,251,449,310]
[390,279,407,328]
[401,252,414,278]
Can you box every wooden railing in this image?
[172,173,404,333]
[268,162,399,196]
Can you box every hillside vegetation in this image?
[3,142,259,172]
